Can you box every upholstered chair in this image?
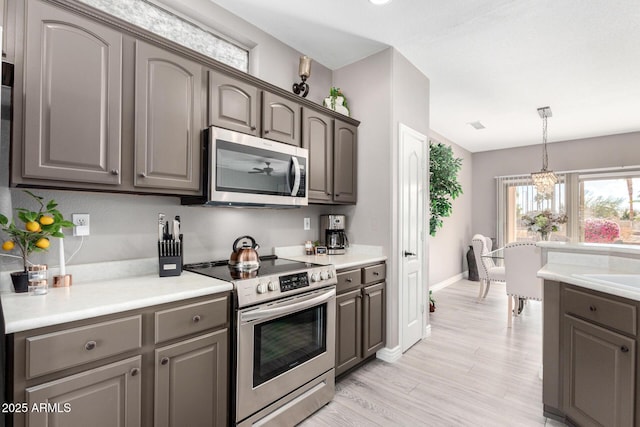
[471,234,505,300]
[503,241,543,327]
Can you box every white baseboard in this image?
[424,324,432,338]
[376,345,402,363]
[430,272,465,292]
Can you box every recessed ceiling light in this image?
[369,0,392,5]
[468,121,486,130]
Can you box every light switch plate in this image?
[304,217,311,230]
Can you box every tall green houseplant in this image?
[429,141,463,236]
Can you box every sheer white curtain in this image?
[496,174,566,247]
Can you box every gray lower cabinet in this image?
[21,0,123,185]
[25,356,142,427]
[155,330,228,427]
[262,91,301,146]
[134,40,203,194]
[6,293,230,427]
[209,70,260,135]
[543,281,638,426]
[335,262,386,376]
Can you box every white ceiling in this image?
[207,0,640,153]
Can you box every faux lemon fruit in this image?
[25,221,41,232]
[39,216,55,225]
[2,241,14,251]
[35,238,50,249]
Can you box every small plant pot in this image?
[10,271,29,293]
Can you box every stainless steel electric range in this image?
[184,256,337,426]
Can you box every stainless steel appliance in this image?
[320,214,349,255]
[182,126,308,208]
[184,256,337,426]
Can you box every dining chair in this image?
[503,241,543,327]
[471,234,505,300]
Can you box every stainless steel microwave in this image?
[183,126,308,208]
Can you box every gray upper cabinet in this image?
[262,91,301,146]
[134,40,203,194]
[22,0,122,185]
[333,119,358,204]
[209,71,260,135]
[303,108,333,202]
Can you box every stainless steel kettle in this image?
[229,235,260,271]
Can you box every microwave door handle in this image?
[289,156,301,196]
[241,288,335,323]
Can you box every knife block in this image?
[158,235,183,277]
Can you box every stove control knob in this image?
[326,271,333,279]
[311,273,320,282]
[256,283,267,294]
[267,281,278,292]
[320,271,329,281]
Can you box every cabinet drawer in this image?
[563,288,637,336]
[362,263,386,285]
[26,316,142,379]
[155,296,228,344]
[337,269,361,293]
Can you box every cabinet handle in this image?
[373,272,380,276]
[192,315,201,323]
[621,346,630,353]
[356,294,363,299]
[335,193,340,197]
[110,169,119,176]
[326,192,332,196]
[404,251,416,257]
[84,341,97,351]
[346,278,353,283]
[160,357,170,365]
[264,130,269,134]
[138,172,146,178]
[130,368,140,377]
[250,126,256,131]
[589,305,597,312]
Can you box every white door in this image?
[399,123,427,352]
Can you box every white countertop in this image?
[537,243,640,301]
[1,271,232,334]
[274,244,387,270]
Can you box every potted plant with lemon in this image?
[0,191,73,292]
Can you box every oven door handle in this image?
[241,288,335,323]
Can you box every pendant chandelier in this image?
[531,106,557,195]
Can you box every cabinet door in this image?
[155,329,228,427]
[563,315,635,427]
[209,71,259,135]
[262,92,301,146]
[363,282,386,358]
[335,289,362,376]
[333,119,357,204]
[26,356,141,427]
[303,108,333,203]
[134,40,203,194]
[23,0,122,184]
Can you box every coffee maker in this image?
[320,214,349,255]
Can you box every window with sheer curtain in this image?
[497,169,640,247]
[496,174,567,246]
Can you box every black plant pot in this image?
[10,271,29,293]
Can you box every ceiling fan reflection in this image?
[248,162,274,176]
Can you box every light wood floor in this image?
[301,279,565,427]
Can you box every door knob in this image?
[404,251,416,257]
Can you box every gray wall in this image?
[333,48,431,350]
[472,131,640,238]
[428,130,473,285]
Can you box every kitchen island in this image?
[537,242,640,427]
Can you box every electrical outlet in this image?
[72,213,90,236]
[304,217,311,230]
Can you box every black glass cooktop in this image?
[184,255,317,282]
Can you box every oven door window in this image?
[253,303,327,387]
[216,139,306,197]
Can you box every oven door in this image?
[236,286,336,422]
